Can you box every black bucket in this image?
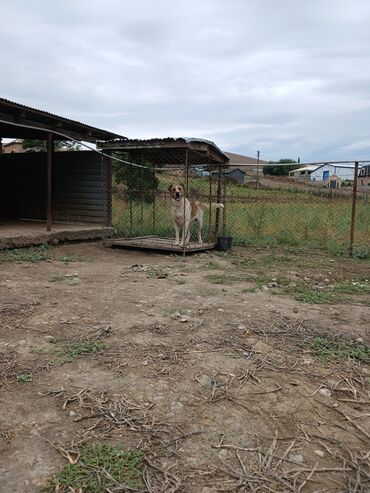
[216,236,233,251]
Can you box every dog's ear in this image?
[179,183,185,191]
[168,184,173,192]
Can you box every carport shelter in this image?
[0,98,125,248]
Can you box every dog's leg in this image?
[198,210,204,243]
[174,223,180,245]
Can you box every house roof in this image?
[312,162,362,172]
[290,165,319,173]
[224,151,268,166]
[0,97,126,142]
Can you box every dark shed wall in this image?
[0,151,110,224]
[0,153,46,220]
[53,151,109,224]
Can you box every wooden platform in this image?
[104,236,216,253]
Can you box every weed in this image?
[308,337,370,362]
[46,444,144,493]
[242,287,257,293]
[48,275,64,283]
[205,261,222,269]
[17,373,33,382]
[56,341,109,364]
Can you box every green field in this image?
[111,177,370,256]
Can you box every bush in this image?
[113,152,159,203]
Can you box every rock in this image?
[261,285,269,292]
[288,453,304,463]
[218,449,229,460]
[267,282,278,288]
[170,401,184,413]
[180,315,191,323]
[44,335,56,343]
[198,375,213,389]
[69,410,76,417]
[252,341,271,353]
[222,288,227,292]
[17,340,26,346]
[237,324,246,331]
[314,449,325,457]
[293,307,299,313]
[319,387,332,398]
[218,308,224,312]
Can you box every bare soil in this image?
[0,242,369,492]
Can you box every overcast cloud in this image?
[1,0,370,161]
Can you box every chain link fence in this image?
[105,152,370,257]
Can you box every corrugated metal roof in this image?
[0,97,126,141]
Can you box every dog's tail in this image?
[201,202,224,209]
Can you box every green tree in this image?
[263,158,299,176]
[113,152,159,203]
[22,139,81,152]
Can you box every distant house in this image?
[1,139,24,153]
[289,165,318,181]
[211,167,246,184]
[310,163,359,182]
[358,164,370,189]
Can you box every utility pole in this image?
[255,150,260,190]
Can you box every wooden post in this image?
[46,133,53,231]
[349,161,359,256]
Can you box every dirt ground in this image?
[0,242,369,492]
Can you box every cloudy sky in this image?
[1,0,370,161]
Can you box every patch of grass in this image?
[333,281,370,295]
[46,444,144,493]
[286,285,334,304]
[0,244,86,264]
[206,274,239,284]
[308,337,370,362]
[282,278,370,304]
[0,244,52,263]
[17,373,33,382]
[56,341,110,364]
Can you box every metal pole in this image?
[349,161,359,256]
[222,169,227,236]
[215,166,222,237]
[182,149,189,253]
[255,150,260,190]
[140,151,144,242]
[208,171,212,241]
[152,163,156,234]
[46,133,53,231]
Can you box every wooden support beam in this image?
[46,133,53,231]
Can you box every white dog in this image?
[168,184,224,245]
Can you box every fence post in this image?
[349,161,359,256]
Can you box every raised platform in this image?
[0,220,114,249]
[105,236,216,253]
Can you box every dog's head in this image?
[168,183,185,201]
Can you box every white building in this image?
[310,163,359,182]
[289,165,318,181]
